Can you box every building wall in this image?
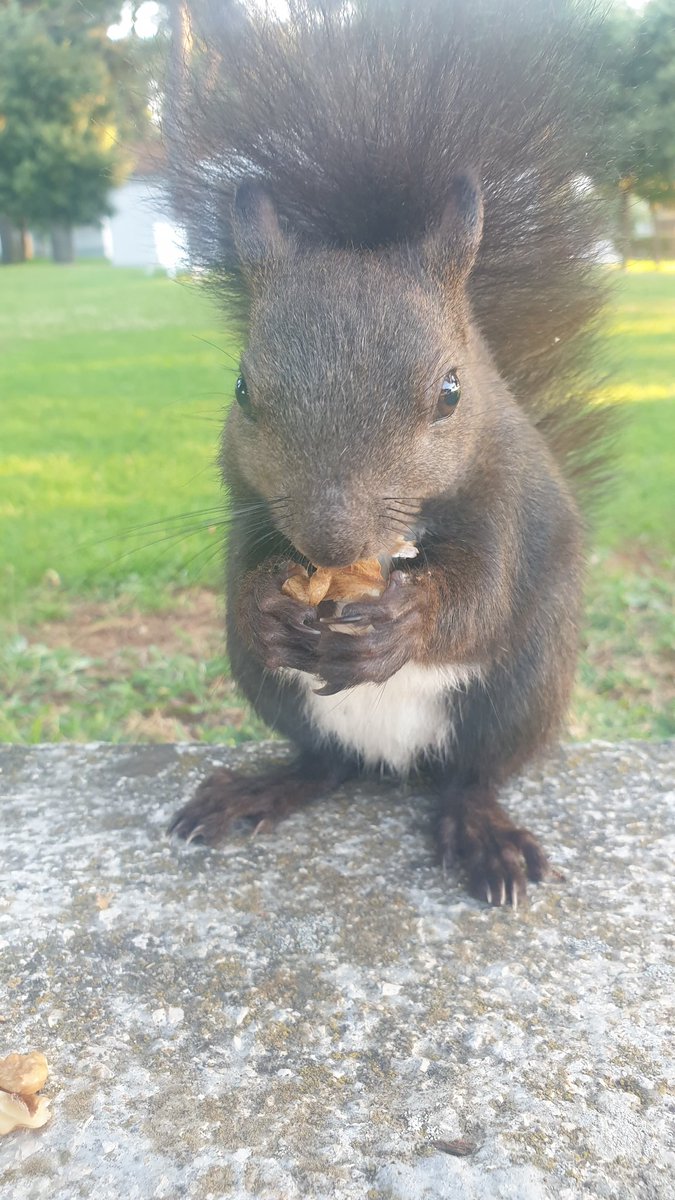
[73,224,107,259]
[107,179,186,271]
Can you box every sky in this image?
[108,1,162,40]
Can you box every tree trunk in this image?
[166,0,191,147]
[0,216,20,264]
[18,218,34,261]
[648,202,661,266]
[50,223,75,263]
[618,186,631,269]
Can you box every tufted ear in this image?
[232,180,289,276]
[424,174,484,283]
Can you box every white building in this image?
[73,144,186,272]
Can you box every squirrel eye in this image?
[434,371,461,421]
[235,373,254,418]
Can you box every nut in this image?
[282,558,386,606]
[0,1090,51,1135]
[389,536,418,560]
[0,1052,48,1096]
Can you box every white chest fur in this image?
[285,661,480,773]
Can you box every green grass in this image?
[0,633,267,745]
[0,261,672,743]
[0,262,231,613]
[574,267,674,740]
[592,269,675,554]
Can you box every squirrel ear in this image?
[232,180,289,275]
[425,174,484,283]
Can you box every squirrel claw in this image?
[438,788,552,911]
[184,823,206,845]
[319,611,364,625]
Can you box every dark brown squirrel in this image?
[167,0,613,907]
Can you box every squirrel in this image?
[167,0,612,907]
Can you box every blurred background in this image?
[0,0,673,745]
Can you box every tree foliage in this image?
[1,0,673,258]
[0,0,168,247]
[627,0,675,205]
[598,0,675,205]
[0,2,126,232]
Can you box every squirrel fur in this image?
[168,0,612,907]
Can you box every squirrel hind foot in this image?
[168,757,351,845]
[437,783,553,910]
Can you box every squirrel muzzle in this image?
[288,486,377,569]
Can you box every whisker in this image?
[192,334,240,367]
[81,489,295,580]
[246,528,286,557]
[82,524,226,572]
[103,501,289,551]
[194,542,229,581]
[108,531,224,587]
[84,507,282,567]
[377,513,417,534]
[182,415,227,426]
[83,515,232,551]
[103,496,289,541]
[384,505,421,520]
[92,516,283,583]
[173,535,226,577]
[127,506,229,525]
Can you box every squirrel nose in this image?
[293,486,371,567]
[296,537,369,570]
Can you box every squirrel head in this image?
[225,176,497,568]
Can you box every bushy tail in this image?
[170,0,614,503]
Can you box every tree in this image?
[593,0,675,261]
[626,0,675,258]
[0,2,128,261]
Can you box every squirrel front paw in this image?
[314,570,428,693]
[240,562,321,672]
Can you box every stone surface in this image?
[0,740,673,1200]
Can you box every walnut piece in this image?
[0,1091,51,1135]
[282,558,386,606]
[281,539,417,607]
[0,1052,51,1136]
[0,1051,48,1096]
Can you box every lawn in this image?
[0,261,672,743]
[0,263,229,610]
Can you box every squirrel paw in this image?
[240,562,321,674]
[168,757,351,845]
[438,790,555,910]
[167,766,302,844]
[315,570,425,693]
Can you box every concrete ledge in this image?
[1,741,673,1199]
